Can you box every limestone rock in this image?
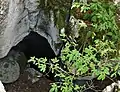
[0,81,6,92]
[25,68,43,83]
[0,0,61,59]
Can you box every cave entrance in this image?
[13,31,56,59]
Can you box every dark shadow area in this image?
[13,31,56,59]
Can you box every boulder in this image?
[0,50,27,83]
[25,68,43,83]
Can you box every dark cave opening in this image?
[13,31,56,59]
[12,31,58,80]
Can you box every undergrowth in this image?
[28,0,120,91]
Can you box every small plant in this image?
[28,0,120,91]
[28,33,120,91]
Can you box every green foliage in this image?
[71,0,120,55]
[90,1,118,34]
[28,0,120,91]
[28,57,47,72]
[29,34,120,91]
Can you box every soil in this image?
[3,67,117,92]
[4,71,53,92]
[4,70,115,92]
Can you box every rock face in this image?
[0,0,61,59]
[0,0,61,83]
